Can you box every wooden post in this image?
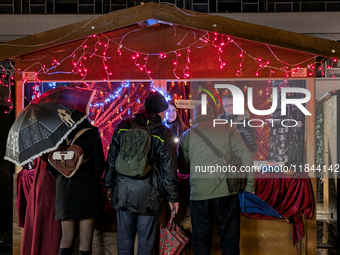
[302,78,317,255]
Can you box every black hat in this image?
[144,91,168,113]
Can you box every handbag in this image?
[192,127,246,193]
[48,128,92,178]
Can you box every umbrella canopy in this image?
[4,102,87,166]
[32,87,95,115]
[238,190,282,218]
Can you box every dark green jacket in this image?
[178,115,254,201]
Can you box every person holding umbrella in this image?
[50,117,106,255]
[5,87,105,255]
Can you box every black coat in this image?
[105,110,179,216]
[51,120,106,220]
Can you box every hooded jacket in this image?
[105,110,179,215]
[178,114,255,201]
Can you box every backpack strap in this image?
[69,128,92,145]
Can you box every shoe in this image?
[78,250,92,255]
[59,247,73,255]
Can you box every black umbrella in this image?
[4,102,87,166]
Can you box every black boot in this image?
[77,250,92,255]
[59,247,73,255]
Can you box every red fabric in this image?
[16,168,35,228]
[243,172,314,246]
[21,156,61,255]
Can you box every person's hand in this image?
[169,202,179,214]
[106,190,112,203]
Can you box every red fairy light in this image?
[84,45,88,48]
[258,58,262,62]
[84,57,87,60]
[136,53,139,57]
[334,58,338,62]
[173,61,177,65]
[327,65,331,69]
[239,53,243,58]
[178,53,182,57]
[266,61,270,65]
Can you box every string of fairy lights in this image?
[0,9,339,114]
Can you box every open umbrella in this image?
[4,87,95,167]
[238,190,283,218]
[4,103,87,167]
[33,87,95,114]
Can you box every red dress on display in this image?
[21,155,61,255]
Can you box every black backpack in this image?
[115,119,161,178]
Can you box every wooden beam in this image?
[2,2,340,61]
[153,3,340,59]
[0,3,154,60]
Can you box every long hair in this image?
[166,102,188,137]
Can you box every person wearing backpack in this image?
[105,91,179,255]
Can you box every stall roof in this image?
[0,2,340,60]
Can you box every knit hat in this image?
[144,91,169,113]
[194,103,215,120]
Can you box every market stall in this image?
[1,2,339,254]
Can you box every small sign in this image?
[22,72,36,81]
[291,68,307,77]
[175,99,201,109]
